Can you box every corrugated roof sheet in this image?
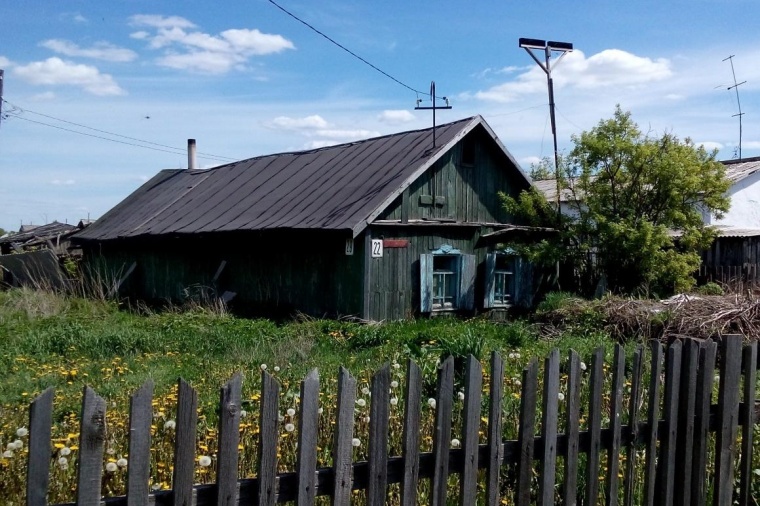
[76,116,527,241]
[0,221,79,246]
[722,156,760,183]
[532,178,582,202]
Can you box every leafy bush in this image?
[695,282,724,296]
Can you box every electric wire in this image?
[1,98,237,163]
[267,0,441,99]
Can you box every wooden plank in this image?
[460,355,483,505]
[713,335,742,506]
[211,260,227,283]
[605,344,625,506]
[110,260,137,296]
[76,386,108,506]
[539,349,560,506]
[419,253,433,313]
[516,359,539,506]
[216,373,243,506]
[675,340,698,506]
[431,356,454,506]
[623,346,644,506]
[738,341,757,506]
[401,360,422,506]
[331,367,356,506]
[26,387,54,506]
[691,341,717,506]
[173,379,198,506]
[258,371,280,506]
[585,348,604,506]
[643,342,663,506]
[296,369,320,505]
[563,350,581,506]
[486,352,505,506]
[656,340,681,506]
[127,380,154,506]
[368,365,391,505]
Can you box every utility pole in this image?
[0,69,5,128]
[723,55,746,160]
[415,81,452,148]
[518,38,573,222]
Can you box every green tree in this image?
[503,106,731,296]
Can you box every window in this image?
[420,245,476,313]
[484,251,519,308]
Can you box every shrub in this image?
[695,281,724,296]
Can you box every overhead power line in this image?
[267,0,440,99]
[1,98,237,163]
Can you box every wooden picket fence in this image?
[22,335,759,506]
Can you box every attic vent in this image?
[461,138,476,166]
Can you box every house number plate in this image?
[371,238,383,258]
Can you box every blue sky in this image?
[1,0,759,231]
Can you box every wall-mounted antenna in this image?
[415,81,451,148]
[723,55,746,160]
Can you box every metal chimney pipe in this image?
[188,139,197,169]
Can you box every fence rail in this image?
[20,335,759,505]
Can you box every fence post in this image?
[127,380,154,506]
[486,352,504,506]
[401,360,422,506]
[26,388,54,506]
[656,340,682,506]
[331,367,356,506]
[563,350,582,506]
[367,365,390,505]
[172,379,198,506]
[675,340,698,506]
[516,359,538,506]
[216,373,243,506]
[713,335,743,506]
[691,341,717,506]
[738,341,757,506]
[539,349,560,506]
[296,369,320,505]
[76,386,108,506]
[643,342,663,506]
[431,356,455,506]
[460,355,483,505]
[605,344,625,506]
[623,346,644,506]
[258,371,280,506]
[585,348,605,505]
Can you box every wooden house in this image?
[74,116,537,320]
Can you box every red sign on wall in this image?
[383,239,409,248]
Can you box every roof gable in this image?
[76,116,528,241]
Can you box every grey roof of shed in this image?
[76,115,529,241]
[722,156,760,183]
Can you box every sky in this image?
[1,0,759,232]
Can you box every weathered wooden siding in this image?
[82,231,364,317]
[377,128,525,223]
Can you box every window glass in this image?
[432,255,458,309]
[493,254,515,306]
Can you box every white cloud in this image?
[472,49,672,103]
[29,92,56,102]
[377,110,415,124]
[40,39,138,62]
[0,55,13,67]
[269,115,329,130]
[13,57,125,96]
[741,141,760,149]
[50,179,75,185]
[73,14,88,23]
[315,129,379,140]
[129,15,294,74]
[697,141,723,151]
[518,156,542,167]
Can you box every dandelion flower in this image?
[151,484,161,491]
[11,440,23,450]
[164,420,176,430]
[240,409,248,418]
[16,427,28,438]
[392,362,401,369]
[363,416,370,423]
[451,438,461,448]
[351,438,361,447]
[558,392,565,401]
[361,387,370,395]
[106,462,118,473]
[2,450,13,459]
[390,397,399,406]
[57,457,68,469]
[106,448,116,455]
[274,366,280,372]
[285,423,295,432]
[318,407,323,414]
[198,455,212,467]
[457,391,465,401]
[427,398,436,409]
[356,399,366,407]
[278,414,285,422]
[5,442,14,451]
[515,353,521,359]
[390,380,399,389]
[508,353,516,359]
[117,458,128,468]
[580,362,587,371]
[260,364,267,371]
[60,447,71,456]
[286,408,296,417]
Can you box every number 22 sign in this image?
[371,239,383,258]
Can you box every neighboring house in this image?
[73,116,539,320]
[0,221,80,255]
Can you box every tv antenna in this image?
[722,55,746,159]
[415,81,451,148]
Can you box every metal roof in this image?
[722,156,760,183]
[532,178,582,203]
[76,115,529,241]
[0,221,79,246]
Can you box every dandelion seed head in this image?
[2,450,13,459]
[274,366,281,372]
[427,398,436,409]
[351,438,361,447]
[390,397,399,406]
[457,391,465,401]
[580,362,587,371]
[164,420,176,430]
[198,455,212,467]
[361,387,370,395]
[287,408,296,417]
[57,456,68,468]
[363,416,370,423]
[390,380,399,389]
[117,458,128,468]
[16,427,28,438]
[318,407,323,414]
[356,399,366,407]
[260,364,267,371]
[392,362,401,369]
[11,440,23,450]
[558,392,565,401]
[278,414,285,422]
[240,409,248,418]
[106,462,118,472]
[285,423,295,432]
[106,448,116,455]
[60,447,71,456]
[451,438,461,448]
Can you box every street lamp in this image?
[518,38,573,220]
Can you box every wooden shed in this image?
[74,116,537,320]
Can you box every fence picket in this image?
[585,348,604,506]
[216,373,243,506]
[76,386,107,506]
[516,359,539,506]
[460,355,482,505]
[401,360,422,506]
[296,369,320,505]
[713,335,743,506]
[431,356,454,506]
[623,346,643,506]
[657,340,682,506]
[127,380,154,506]
[486,352,504,506]
[258,371,280,506]
[738,341,757,506]
[331,367,356,506]
[539,349,560,506]
[26,387,54,506]
[675,340,698,506]
[605,344,625,506]
[691,340,717,506]
[173,379,198,506]
[367,365,390,505]
[563,350,581,506]
[643,342,663,506]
